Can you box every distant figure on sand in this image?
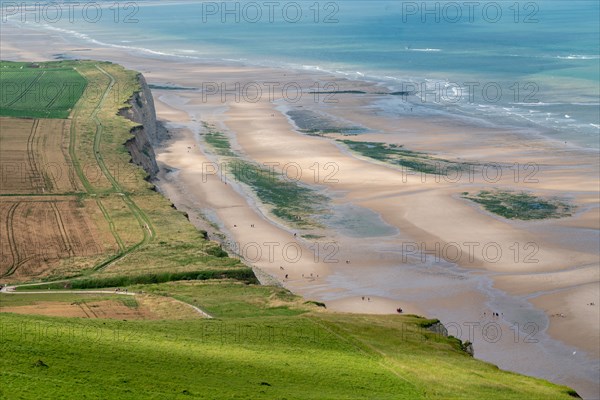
[396,308,403,314]
[285,274,288,279]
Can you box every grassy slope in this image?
[0,282,577,399]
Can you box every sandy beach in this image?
[2,24,598,398]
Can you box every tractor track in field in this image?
[5,71,45,107]
[26,119,45,192]
[62,120,80,192]
[50,201,74,257]
[95,198,125,252]
[45,79,69,110]
[2,203,21,278]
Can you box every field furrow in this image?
[1,202,20,276]
[5,71,45,107]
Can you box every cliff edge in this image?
[119,74,165,178]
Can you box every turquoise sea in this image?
[6,0,599,146]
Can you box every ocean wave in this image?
[511,102,600,107]
[35,23,202,61]
[555,54,600,60]
[408,48,442,52]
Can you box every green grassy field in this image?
[0,292,116,307]
[0,61,87,118]
[135,280,310,318]
[0,283,579,399]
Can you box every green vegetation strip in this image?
[0,293,115,307]
[16,269,258,291]
[138,281,307,318]
[147,84,196,91]
[339,140,470,175]
[201,122,236,156]
[201,122,328,228]
[462,190,573,220]
[229,160,328,227]
[119,297,139,308]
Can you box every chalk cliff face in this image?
[120,74,164,178]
